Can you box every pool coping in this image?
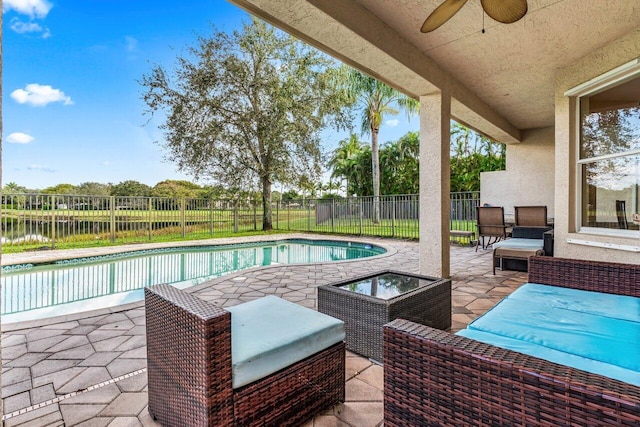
[2,233,399,331]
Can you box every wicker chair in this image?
[384,256,640,426]
[145,284,345,427]
[514,205,548,226]
[476,206,509,251]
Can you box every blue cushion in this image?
[509,283,640,323]
[492,238,543,250]
[226,295,345,389]
[467,294,640,372]
[457,329,640,386]
[461,283,640,386]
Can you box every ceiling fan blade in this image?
[421,0,468,33]
[481,0,528,24]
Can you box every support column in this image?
[419,92,451,278]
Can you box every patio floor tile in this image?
[60,404,108,426]
[75,417,113,427]
[31,359,79,377]
[99,393,148,417]
[4,403,62,427]
[137,408,160,427]
[106,359,147,379]
[3,391,31,413]
[61,383,121,405]
[345,378,383,401]
[2,344,28,361]
[356,365,383,390]
[2,379,33,399]
[29,383,56,405]
[57,367,112,394]
[335,402,384,427]
[79,352,122,367]
[345,356,372,380]
[3,368,31,387]
[5,352,49,368]
[116,373,147,393]
[307,414,351,426]
[32,367,86,390]
[2,335,26,347]
[107,417,143,427]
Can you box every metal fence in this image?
[1,192,479,251]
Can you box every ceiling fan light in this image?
[480,0,528,24]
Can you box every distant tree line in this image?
[1,180,261,201]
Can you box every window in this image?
[578,74,640,234]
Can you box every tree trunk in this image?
[262,176,273,231]
[371,128,381,223]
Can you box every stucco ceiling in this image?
[351,0,640,130]
[229,0,640,141]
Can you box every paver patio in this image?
[1,234,527,426]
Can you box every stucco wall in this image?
[554,28,640,263]
[480,127,555,222]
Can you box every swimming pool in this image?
[1,239,385,323]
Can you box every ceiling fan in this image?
[421,0,528,33]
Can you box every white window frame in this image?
[565,58,640,238]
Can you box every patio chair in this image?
[514,205,548,227]
[491,226,550,274]
[145,284,345,427]
[475,206,509,251]
[616,200,628,229]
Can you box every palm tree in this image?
[342,67,418,222]
[328,134,363,196]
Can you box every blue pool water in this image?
[1,239,385,323]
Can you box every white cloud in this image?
[11,83,73,106]
[125,36,138,52]
[28,164,55,173]
[7,132,35,144]
[10,18,40,33]
[3,0,53,19]
[101,160,110,166]
[386,119,399,127]
[9,18,50,37]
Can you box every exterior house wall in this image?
[554,28,640,263]
[480,127,555,222]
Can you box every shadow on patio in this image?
[1,237,526,426]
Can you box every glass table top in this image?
[336,273,432,300]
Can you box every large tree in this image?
[341,68,418,221]
[140,19,350,230]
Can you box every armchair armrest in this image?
[145,284,233,426]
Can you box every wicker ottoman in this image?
[318,271,451,362]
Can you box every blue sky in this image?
[3,0,419,191]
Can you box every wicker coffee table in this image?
[318,270,451,362]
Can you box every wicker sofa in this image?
[145,284,345,427]
[384,256,640,426]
